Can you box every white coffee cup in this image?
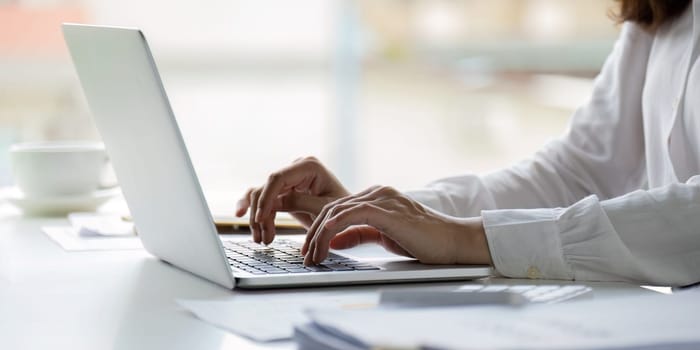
[9,141,114,198]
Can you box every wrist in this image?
[451,217,493,266]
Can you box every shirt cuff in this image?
[481,199,610,281]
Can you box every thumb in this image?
[329,226,383,249]
[331,226,413,258]
[276,192,334,215]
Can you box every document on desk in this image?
[177,292,377,342]
[42,226,142,251]
[297,290,700,350]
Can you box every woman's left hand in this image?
[301,186,493,266]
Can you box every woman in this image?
[236,0,700,286]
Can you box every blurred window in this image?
[0,0,618,208]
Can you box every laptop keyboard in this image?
[222,239,380,275]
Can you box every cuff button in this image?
[527,266,541,279]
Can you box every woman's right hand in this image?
[235,156,350,245]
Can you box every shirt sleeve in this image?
[405,23,653,217]
[405,23,700,286]
[483,176,700,286]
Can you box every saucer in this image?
[1,187,122,216]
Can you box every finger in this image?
[301,196,345,255]
[235,188,255,217]
[256,162,320,223]
[303,186,384,263]
[302,194,358,264]
[249,189,262,243]
[301,189,372,257]
[261,211,276,245]
[313,202,393,264]
[303,186,384,262]
[302,197,339,260]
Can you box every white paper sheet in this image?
[177,292,378,342]
[68,212,136,237]
[304,290,700,350]
[42,226,143,251]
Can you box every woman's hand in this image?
[235,157,350,244]
[301,186,493,266]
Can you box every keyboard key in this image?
[305,265,332,272]
[222,240,377,275]
[285,268,311,273]
[275,263,304,269]
[322,263,354,271]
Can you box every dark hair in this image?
[614,0,691,30]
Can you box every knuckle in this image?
[357,202,373,212]
[329,203,348,217]
[395,195,412,207]
[267,171,282,184]
[383,186,399,196]
[387,198,402,208]
[320,202,335,215]
[328,196,346,208]
[375,185,395,196]
[368,185,382,192]
[322,202,334,211]
[327,205,339,217]
[300,156,320,169]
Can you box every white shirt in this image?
[407,2,700,286]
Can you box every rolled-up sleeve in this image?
[483,176,700,286]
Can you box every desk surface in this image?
[0,204,659,350]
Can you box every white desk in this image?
[0,205,660,350]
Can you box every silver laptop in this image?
[62,23,492,289]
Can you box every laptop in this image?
[62,23,492,289]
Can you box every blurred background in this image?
[0,0,619,210]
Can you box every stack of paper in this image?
[295,290,700,350]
